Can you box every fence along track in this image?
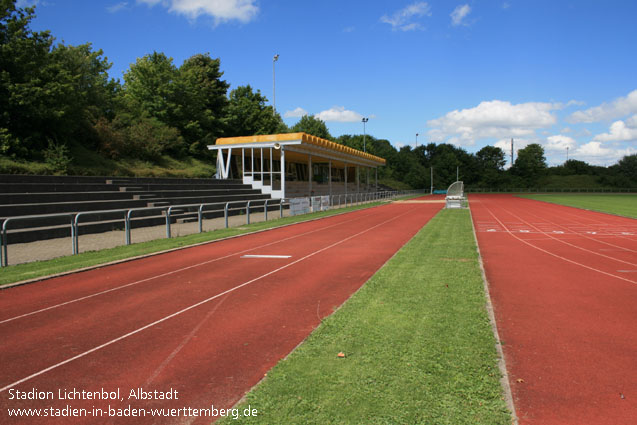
[1,191,418,267]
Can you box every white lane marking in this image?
[0,206,419,393]
[0,211,370,324]
[241,255,292,259]
[482,206,636,284]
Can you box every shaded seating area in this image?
[209,132,386,199]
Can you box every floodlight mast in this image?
[273,54,279,116]
[362,117,369,152]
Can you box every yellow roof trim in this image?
[215,132,386,165]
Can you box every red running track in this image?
[0,199,443,424]
[471,194,637,425]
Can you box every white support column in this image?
[260,148,264,183]
[269,148,273,187]
[251,148,254,179]
[281,147,286,198]
[241,148,245,179]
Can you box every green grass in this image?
[0,203,386,286]
[519,193,637,218]
[219,209,511,425]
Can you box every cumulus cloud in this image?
[545,135,577,151]
[593,115,637,142]
[427,100,559,146]
[314,106,363,123]
[137,0,259,24]
[568,89,637,123]
[284,107,308,119]
[381,2,432,31]
[573,142,636,165]
[450,4,471,26]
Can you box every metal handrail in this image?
[2,213,75,267]
[0,190,420,267]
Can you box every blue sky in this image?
[22,0,637,166]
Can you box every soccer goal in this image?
[445,181,466,209]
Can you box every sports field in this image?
[1,193,635,424]
[519,193,636,218]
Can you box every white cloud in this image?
[16,0,39,6]
[137,0,259,24]
[381,2,432,31]
[545,135,577,151]
[284,107,308,119]
[314,106,363,123]
[574,141,636,165]
[450,4,471,26]
[107,2,129,13]
[593,115,637,142]
[568,89,637,123]
[427,100,559,146]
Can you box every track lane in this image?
[471,194,637,425]
[1,199,444,424]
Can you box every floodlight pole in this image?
[566,146,569,162]
[362,117,369,152]
[273,54,279,116]
[430,167,433,194]
[415,133,419,147]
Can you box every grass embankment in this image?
[0,202,386,286]
[219,209,511,425]
[0,144,217,177]
[519,193,637,218]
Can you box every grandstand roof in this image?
[212,132,386,168]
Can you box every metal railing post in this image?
[125,210,132,245]
[1,219,8,267]
[224,202,230,228]
[166,207,172,238]
[246,201,251,225]
[264,199,269,221]
[280,200,283,218]
[198,204,204,233]
[72,214,79,255]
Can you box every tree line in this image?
[1,1,635,189]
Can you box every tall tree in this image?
[123,51,177,123]
[512,143,547,184]
[173,53,229,154]
[291,115,332,140]
[1,1,117,158]
[616,154,637,183]
[225,85,286,137]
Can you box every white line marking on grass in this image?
[0,206,419,393]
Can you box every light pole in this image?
[362,117,369,152]
[566,146,569,163]
[272,54,279,116]
[415,133,419,147]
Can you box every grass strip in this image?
[0,202,387,287]
[219,209,511,425]
[519,193,637,218]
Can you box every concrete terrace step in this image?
[0,174,279,245]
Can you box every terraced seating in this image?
[0,174,275,244]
